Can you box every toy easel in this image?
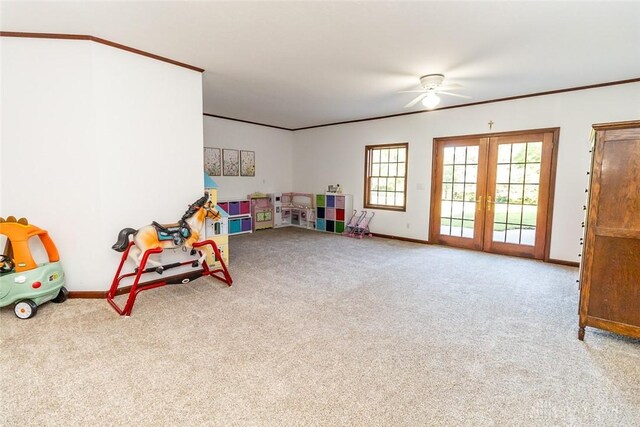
[106,240,232,316]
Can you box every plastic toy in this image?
[108,194,232,316]
[354,211,375,238]
[344,210,374,238]
[0,216,68,319]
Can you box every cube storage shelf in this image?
[218,199,252,235]
[316,194,352,234]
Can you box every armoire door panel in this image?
[588,236,640,326]
[597,139,640,229]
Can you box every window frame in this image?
[363,142,409,212]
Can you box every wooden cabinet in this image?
[579,120,640,340]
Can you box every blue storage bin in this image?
[316,218,326,231]
[229,219,242,234]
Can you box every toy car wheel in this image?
[52,286,69,303]
[14,300,38,319]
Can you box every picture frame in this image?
[240,150,256,177]
[203,147,221,176]
[222,149,239,176]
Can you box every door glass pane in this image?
[525,164,540,184]
[466,146,479,164]
[443,165,454,182]
[511,143,527,163]
[442,183,453,200]
[451,219,463,237]
[453,184,465,201]
[496,164,510,183]
[497,145,511,163]
[441,218,451,234]
[463,202,476,220]
[451,201,464,219]
[465,165,478,183]
[443,147,454,164]
[521,227,536,245]
[440,144,480,238]
[494,185,508,206]
[507,204,522,224]
[522,205,537,227]
[526,142,542,162]
[464,184,477,201]
[505,226,521,244]
[493,226,506,242]
[524,185,539,205]
[509,185,524,204]
[510,164,525,183]
[454,147,466,164]
[442,200,452,217]
[462,221,474,238]
[491,142,541,246]
[494,203,508,224]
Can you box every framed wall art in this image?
[240,150,255,177]
[223,149,239,176]
[203,147,221,176]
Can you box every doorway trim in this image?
[428,127,560,261]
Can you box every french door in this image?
[430,129,558,259]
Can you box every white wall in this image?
[203,116,294,200]
[292,83,640,262]
[1,37,204,291]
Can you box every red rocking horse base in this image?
[106,240,232,316]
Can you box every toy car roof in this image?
[0,217,60,272]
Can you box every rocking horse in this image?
[107,193,232,316]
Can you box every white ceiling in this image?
[2,1,640,129]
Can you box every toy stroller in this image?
[354,211,375,239]
[344,210,366,237]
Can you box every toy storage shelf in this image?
[316,193,352,234]
[218,199,252,235]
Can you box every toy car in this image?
[0,216,68,319]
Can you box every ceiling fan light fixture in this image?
[422,92,440,109]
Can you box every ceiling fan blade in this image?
[438,91,472,99]
[404,93,428,108]
[399,90,427,93]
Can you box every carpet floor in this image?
[1,227,638,426]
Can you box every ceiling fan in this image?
[401,74,471,109]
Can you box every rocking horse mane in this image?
[181,194,209,221]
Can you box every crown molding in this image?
[0,31,204,73]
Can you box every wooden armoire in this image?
[579,120,640,340]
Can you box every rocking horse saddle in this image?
[152,221,191,245]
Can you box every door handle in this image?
[487,195,493,212]
[477,196,483,212]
